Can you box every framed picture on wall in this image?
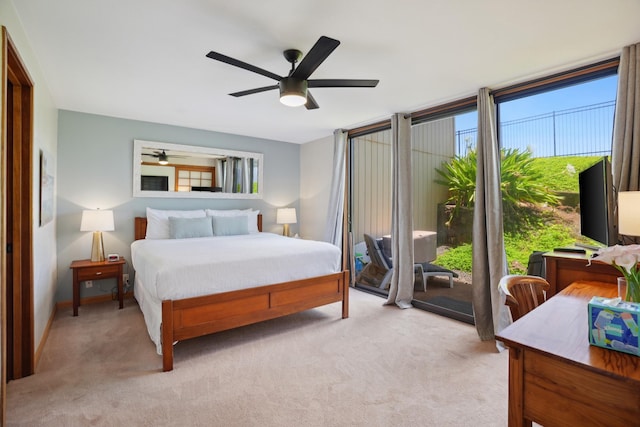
[39,149,54,226]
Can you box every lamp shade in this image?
[618,191,640,237]
[80,210,115,232]
[276,208,297,225]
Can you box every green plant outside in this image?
[434,153,605,275]
[436,148,561,209]
[435,223,576,274]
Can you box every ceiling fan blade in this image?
[230,85,279,97]
[305,91,319,110]
[291,36,340,80]
[206,51,282,81]
[308,79,379,88]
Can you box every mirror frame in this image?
[133,139,264,199]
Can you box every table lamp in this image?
[618,191,640,237]
[80,209,115,262]
[276,207,297,237]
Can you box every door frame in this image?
[1,26,35,416]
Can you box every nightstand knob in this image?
[95,272,102,275]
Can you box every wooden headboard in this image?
[134,214,263,240]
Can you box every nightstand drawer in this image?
[76,264,120,281]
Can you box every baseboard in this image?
[55,291,135,309]
[34,305,57,371]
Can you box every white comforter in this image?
[131,232,342,301]
[131,232,342,355]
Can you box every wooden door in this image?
[2,27,34,387]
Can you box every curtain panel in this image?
[324,129,347,247]
[612,42,640,193]
[472,88,509,340]
[385,113,414,308]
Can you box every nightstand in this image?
[69,259,126,316]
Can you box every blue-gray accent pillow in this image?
[168,216,214,239]
[211,215,249,236]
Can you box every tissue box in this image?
[588,296,640,356]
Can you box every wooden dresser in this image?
[543,251,622,296]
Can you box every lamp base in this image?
[282,224,290,237]
[90,231,105,262]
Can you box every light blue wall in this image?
[56,110,300,303]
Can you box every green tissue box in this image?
[588,296,640,356]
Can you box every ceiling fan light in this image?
[279,78,307,107]
[158,152,169,165]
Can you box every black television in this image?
[141,175,169,191]
[577,157,617,248]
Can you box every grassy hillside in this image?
[435,155,607,275]
[530,155,606,193]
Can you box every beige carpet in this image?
[7,289,508,427]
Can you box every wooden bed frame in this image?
[133,216,349,371]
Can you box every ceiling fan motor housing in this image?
[279,78,308,106]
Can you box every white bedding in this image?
[131,232,342,354]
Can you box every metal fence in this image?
[455,100,615,158]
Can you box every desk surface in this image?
[497,280,640,381]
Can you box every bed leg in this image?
[161,300,174,372]
[342,271,349,319]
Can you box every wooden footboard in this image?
[134,216,349,371]
[161,270,349,371]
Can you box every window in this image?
[495,72,618,272]
[175,166,215,192]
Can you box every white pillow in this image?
[146,208,206,239]
[205,209,260,233]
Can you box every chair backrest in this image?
[526,251,546,277]
[499,274,550,321]
[363,234,391,270]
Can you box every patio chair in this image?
[361,234,458,291]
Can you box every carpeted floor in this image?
[6,288,508,427]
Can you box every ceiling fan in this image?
[143,150,176,165]
[206,36,379,110]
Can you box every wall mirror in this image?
[133,139,263,199]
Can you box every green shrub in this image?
[434,150,477,209]
[435,148,560,231]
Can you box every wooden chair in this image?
[499,274,550,321]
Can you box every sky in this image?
[453,74,618,157]
[454,74,618,132]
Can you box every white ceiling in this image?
[12,0,640,144]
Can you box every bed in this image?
[131,210,349,371]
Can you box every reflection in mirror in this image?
[133,139,263,199]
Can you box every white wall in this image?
[1,0,59,355]
[300,135,334,241]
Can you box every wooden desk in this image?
[496,281,640,427]
[544,252,622,296]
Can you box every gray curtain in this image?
[324,129,347,247]
[385,113,414,309]
[612,42,640,193]
[472,88,509,340]
[241,157,250,193]
[215,159,224,189]
[222,158,234,192]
